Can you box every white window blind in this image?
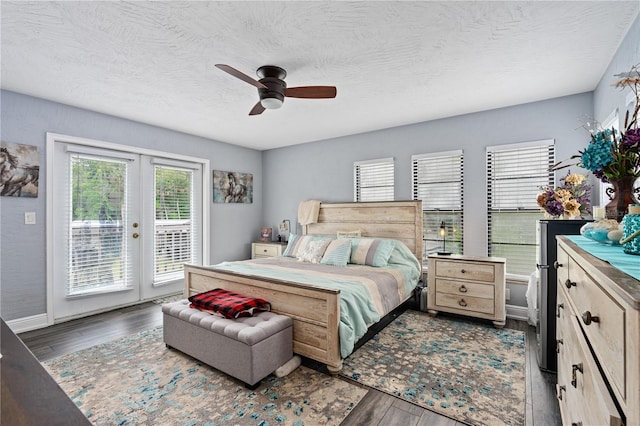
[67,153,133,295]
[412,150,464,258]
[354,157,394,201]
[487,140,554,276]
[154,164,197,284]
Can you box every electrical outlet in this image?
[505,288,511,301]
[24,211,36,225]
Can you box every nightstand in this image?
[427,254,506,328]
[251,241,287,259]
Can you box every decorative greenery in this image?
[553,64,640,183]
[537,172,591,218]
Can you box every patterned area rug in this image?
[341,310,526,425]
[44,327,367,425]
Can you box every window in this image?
[487,140,554,277]
[412,150,463,259]
[354,157,394,201]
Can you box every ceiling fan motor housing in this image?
[257,66,287,107]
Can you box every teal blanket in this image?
[212,242,421,358]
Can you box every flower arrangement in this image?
[537,172,592,218]
[553,64,640,183]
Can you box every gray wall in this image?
[263,93,593,253]
[0,90,263,321]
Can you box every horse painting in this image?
[212,170,253,203]
[0,143,40,197]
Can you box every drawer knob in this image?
[458,299,467,307]
[571,423,583,426]
[581,311,599,325]
[556,303,564,318]
[460,268,466,273]
[458,285,468,293]
[564,279,576,289]
[263,249,268,252]
[553,260,563,269]
[558,385,566,400]
[556,338,563,353]
[571,363,583,388]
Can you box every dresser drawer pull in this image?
[460,269,466,274]
[581,311,599,325]
[571,363,583,388]
[564,279,576,289]
[557,385,566,400]
[458,285,468,293]
[556,303,564,318]
[553,260,563,269]
[556,338,563,353]
[458,299,467,307]
[571,423,582,426]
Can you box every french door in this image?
[49,137,205,321]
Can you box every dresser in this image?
[251,241,286,259]
[555,236,639,425]
[427,254,506,328]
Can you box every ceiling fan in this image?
[215,64,337,115]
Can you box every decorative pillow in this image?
[297,239,331,264]
[337,230,362,238]
[349,238,396,267]
[321,239,352,266]
[282,233,305,257]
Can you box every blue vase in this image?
[621,204,640,255]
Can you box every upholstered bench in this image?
[162,299,293,389]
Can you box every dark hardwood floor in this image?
[19,301,561,425]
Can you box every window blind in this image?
[66,153,132,295]
[154,165,196,284]
[354,157,394,201]
[412,150,464,257]
[487,140,554,276]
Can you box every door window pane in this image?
[68,155,130,295]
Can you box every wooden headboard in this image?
[303,200,423,262]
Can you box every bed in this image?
[184,200,423,372]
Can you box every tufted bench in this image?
[162,299,293,389]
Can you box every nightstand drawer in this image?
[251,242,285,259]
[434,278,494,299]
[434,260,496,283]
[434,292,495,315]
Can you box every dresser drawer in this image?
[434,292,494,315]
[434,278,494,299]
[434,259,496,282]
[252,243,282,258]
[566,258,625,398]
[560,315,623,426]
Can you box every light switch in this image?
[25,211,36,225]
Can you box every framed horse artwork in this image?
[0,141,40,197]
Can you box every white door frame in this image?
[46,132,210,324]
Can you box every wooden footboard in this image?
[184,264,343,371]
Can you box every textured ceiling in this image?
[1,2,639,150]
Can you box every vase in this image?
[605,176,640,222]
[621,204,640,255]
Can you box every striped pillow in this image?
[320,239,352,266]
[349,238,396,267]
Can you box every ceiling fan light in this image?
[261,97,283,109]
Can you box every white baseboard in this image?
[506,304,529,322]
[7,313,50,334]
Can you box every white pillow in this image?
[297,239,331,264]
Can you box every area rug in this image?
[44,327,367,425]
[340,310,526,426]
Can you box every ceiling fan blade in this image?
[249,101,265,116]
[284,86,337,99]
[215,64,267,89]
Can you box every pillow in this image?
[336,230,361,238]
[349,238,396,267]
[321,239,352,266]
[282,233,306,257]
[297,239,331,264]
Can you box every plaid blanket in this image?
[188,288,271,319]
